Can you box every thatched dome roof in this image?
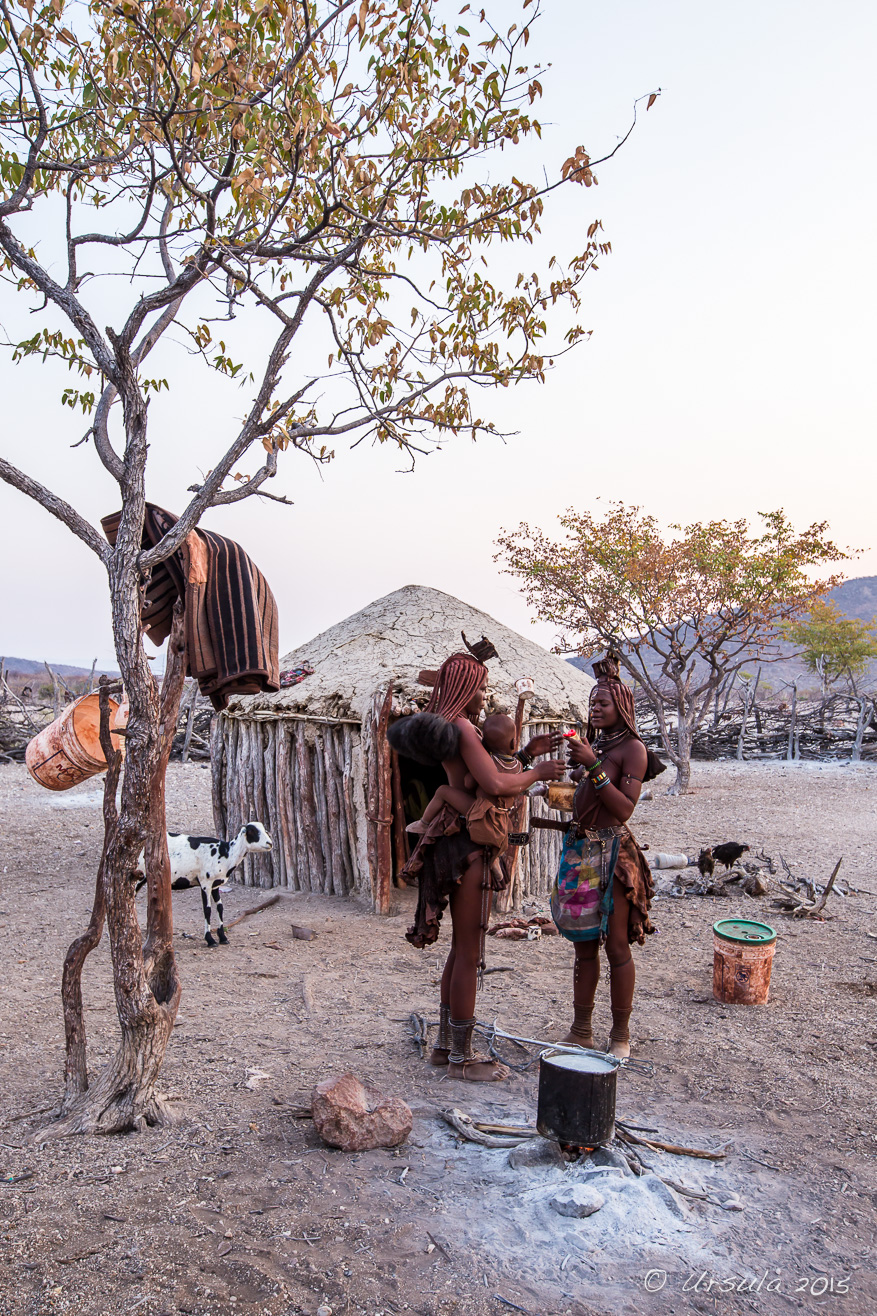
[227,585,595,724]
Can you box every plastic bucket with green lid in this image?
[713,918,777,946]
[712,919,777,1005]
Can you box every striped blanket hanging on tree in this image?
[102,504,279,711]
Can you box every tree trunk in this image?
[718,669,738,721]
[143,612,187,966]
[60,677,123,1109]
[638,687,677,780]
[852,698,872,763]
[61,870,106,1107]
[667,701,692,795]
[668,740,691,794]
[45,579,187,1137]
[736,666,761,760]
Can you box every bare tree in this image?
[735,667,761,761]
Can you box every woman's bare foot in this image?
[447,1057,510,1082]
[560,1028,594,1048]
[607,1036,630,1059]
[429,1046,450,1066]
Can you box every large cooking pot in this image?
[536,1050,619,1147]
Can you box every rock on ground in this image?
[549,1183,605,1217]
[311,1072,412,1151]
[507,1138,566,1170]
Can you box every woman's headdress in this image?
[461,631,498,663]
[587,652,638,739]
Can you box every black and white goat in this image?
[135,821,273,946]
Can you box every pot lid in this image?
[713,918,777,946]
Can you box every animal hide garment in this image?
[643,749,668,782]
[387,712,460,765]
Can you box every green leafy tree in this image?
[0,0,649,1133]
[497,504,849,792]
[783,600,877,694]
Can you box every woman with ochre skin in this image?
[532,658,655,1058]
[402,649,565,1082]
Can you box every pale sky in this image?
[1,0,875,670]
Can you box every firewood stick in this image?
[224,893,281,929]
[616,1126,728,1160]
[809,857,843,915]
[440,1108,531,1148]
[659,1177,738,1208]
[472,1121,538,1137]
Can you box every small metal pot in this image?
[546,781,576,812]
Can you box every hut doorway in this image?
[392,749,447,890]
[395,753,446,831]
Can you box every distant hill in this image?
[828,575,877,623]
[1,657,119,679]
[568,575,877,697]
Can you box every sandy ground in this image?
[1,759,876,1316]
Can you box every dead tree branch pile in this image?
[635,692,877,762]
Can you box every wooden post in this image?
[495,694,531,913]
[276,722,298,888]
[366,686,394,914]
[210,714,227,837]
[390,745,409,880]
[180,680,199,764]
[787,680,798,761]
[45,660,61,719]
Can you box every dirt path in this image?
[0,760,875,1316]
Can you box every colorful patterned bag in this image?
[550,828,621,942]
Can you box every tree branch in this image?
[0,457,110,562]
[92,291,185,484]
[0,219,117,380]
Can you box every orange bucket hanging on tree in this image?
[25,693,128,791]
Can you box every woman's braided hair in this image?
[424,633,498,723]
[425,653,488,723]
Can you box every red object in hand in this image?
[563,730,577,738]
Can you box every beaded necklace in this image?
[592,725,632,755]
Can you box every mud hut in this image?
[211,585,595,911]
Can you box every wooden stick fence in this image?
[212,704,568,907]
[214,711,367,897]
